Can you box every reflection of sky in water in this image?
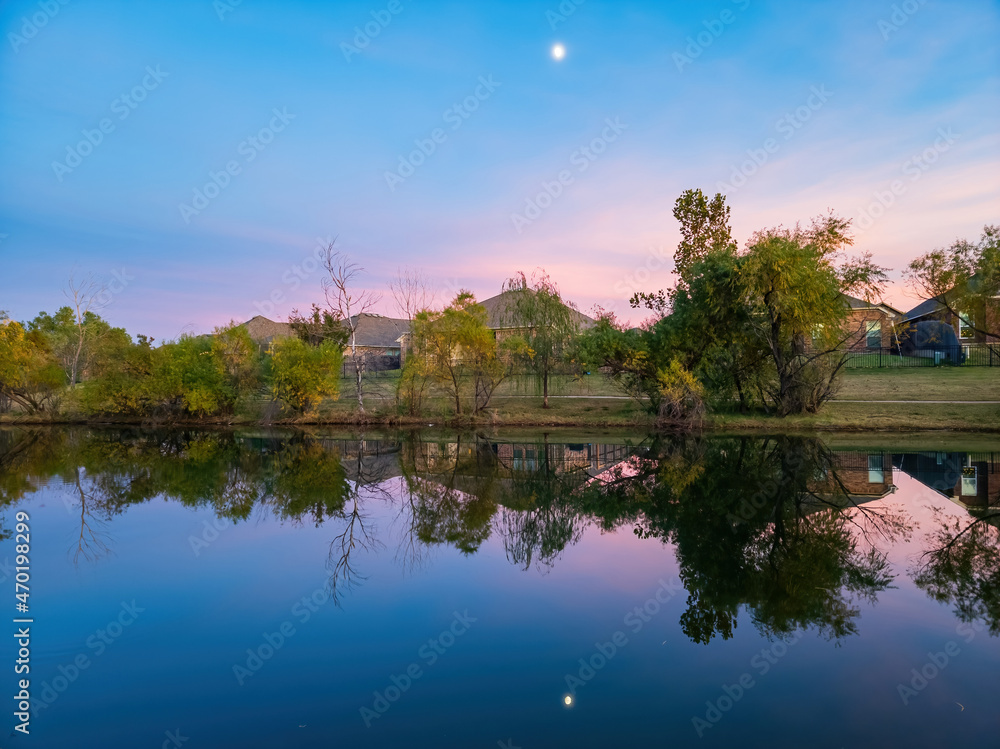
[1,430,998,748]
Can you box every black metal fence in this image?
[843,343,999,369]
[341,353,401,378]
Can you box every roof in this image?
[478,290,597,330]
[899,273,993,323]
[347,314,409,348]
[241,313,410,349]
[902,297,946,323]
[242,315,293,344]
[842,294,903,317]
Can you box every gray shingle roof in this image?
[478,290,597,330]
[902,297,946,323]
[347,314,410,348]
[242,314,410,348]
[242,315,293,343]
[842,294,902,317]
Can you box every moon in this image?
[551,42,566,61]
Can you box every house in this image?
[477,290,597,341]
[242,315,293,344]
[899,282,999,345]
[241,313,411,365]
[840,295,903,351]
[395,290,596,361]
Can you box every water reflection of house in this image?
[493,442,633,476]
[893,452,1000,510]
[807,451,896,506]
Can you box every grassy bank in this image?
[3,367,997,432]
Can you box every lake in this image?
[1,427,998,748]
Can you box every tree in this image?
[905,224,999,341]
[667,249,770,412]
[29,307,128,389]
[574,309,669,414]
[210,322,264,407]
[269,336,342,413]
[288,304,348,348]
[500,271,580,408]
[408,292,516,417]
[78,333,157,416]
[389,266,434,321]
[631,189,736,313]
[64,275,109,385]
[740,214,888,415]
[390,267,433,415]
[672,189,737,282]
[0,316,64,413]
[317,243,381,414]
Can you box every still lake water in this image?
[1,427,998,748]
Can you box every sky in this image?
[1,0,998,341]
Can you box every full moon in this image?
[551,43,566,61]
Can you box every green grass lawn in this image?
[301,367,1000,431]
[8,366,996,432]
[835,367,1000,401]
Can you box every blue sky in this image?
[1,0,998,340]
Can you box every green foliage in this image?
[672,188,737,282]
[0,317,65,413]
[269,336,342,413]
[656,359,705,426]
[906,224,999,339]
[619,200,890,418]
[407,291,518,416]
[81,322,266,418]
[740,214,888,415]
[500,271,581,407]
[574,310,678,415]
[27,307,126,385]
[288,304,349,347]
[211,322,263,401]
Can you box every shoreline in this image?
[3,405,999,433]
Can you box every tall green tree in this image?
[672,189,737,282]
[500,271,580,408]
[631,189,736,313]
[740,214,888,415]
[408,292,517,416]
[0,316,64,413]
[905,224,999,341]
[28,307,125,386]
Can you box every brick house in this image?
[835,295,903,351]
[899,290,1000,346]
[241,313,410,363]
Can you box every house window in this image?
[958,311,974,339]
[865,321,881,349]
[961,466,978,497]
[867,454,884,484]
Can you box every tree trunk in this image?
[543,370,549,409]
[71,325,84,385]
[351,329,364,413]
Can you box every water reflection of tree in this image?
[914,509,1000,636]
[70,466,112,563]
[573,436,909,643]
[14,426,1000,643]
[494,437,586,571]
[398,434,498,555]
[323,437,387,605]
